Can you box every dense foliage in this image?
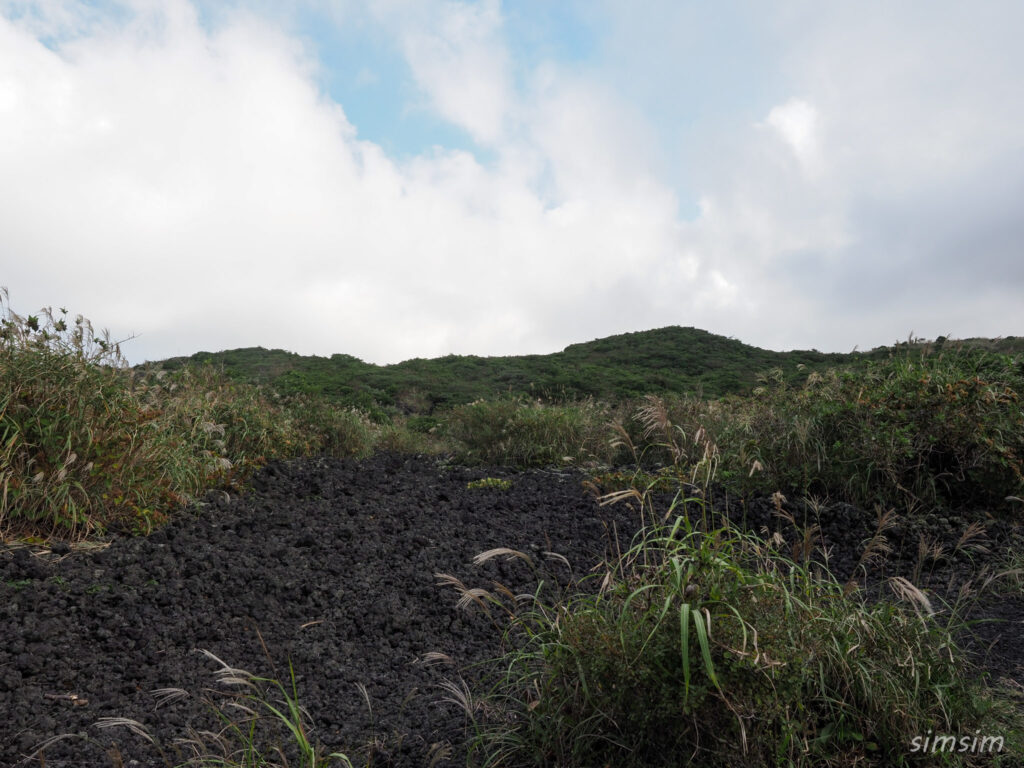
[438,351,1024,512]
[158,327,1024,413]
[608,349,1024,511]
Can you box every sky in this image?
[1,0,1022,365]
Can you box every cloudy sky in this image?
[1,0,1022,365]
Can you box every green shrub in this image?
[717,350,1024,509]
[373,420,433,455]
[279,394,374,459]
[445,397,613,467]
[406,414,442,434]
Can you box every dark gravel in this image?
[2,453,1022,767]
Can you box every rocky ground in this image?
[2,453,1023,767]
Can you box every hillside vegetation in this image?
[5,283,1023,537]
[160,327,1024,414]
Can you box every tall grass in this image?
[440,345,1023,514]
[5,287,1019,533]
[0,291,375,539]
[442,405,1024,767]
[137,364,374,469]
[446,497,1024,767]
[728,349,1024,508]
[0,292,194,538]
[598,347,1024,512]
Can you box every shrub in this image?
[719,350,1024,509]
[445,397,613,467]
[373,420,433,455]
[279,394,374,459]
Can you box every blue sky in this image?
[1,1,1022,364]
[288,3,478,158]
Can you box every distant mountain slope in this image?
[156,327,1023,413]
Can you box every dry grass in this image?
[0,291,380,540]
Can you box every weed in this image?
[593,349,1024,513]
[466,478,513,491]
[175,649,355,768]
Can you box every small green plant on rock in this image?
[467,477,513,491]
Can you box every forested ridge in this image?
[157,326,1024,411]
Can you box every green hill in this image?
[156,327,1024,414]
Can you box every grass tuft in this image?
[453,495,1024,767]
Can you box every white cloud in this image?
[374,0,514,146]
[642,1,1024,352]
[2,0,1022,368]
[525,66,663,204]
[763,98,822,178]
[0,1,714,364]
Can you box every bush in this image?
[278,394,374,459]
[444,397,613,467]
[373,421,433,455]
